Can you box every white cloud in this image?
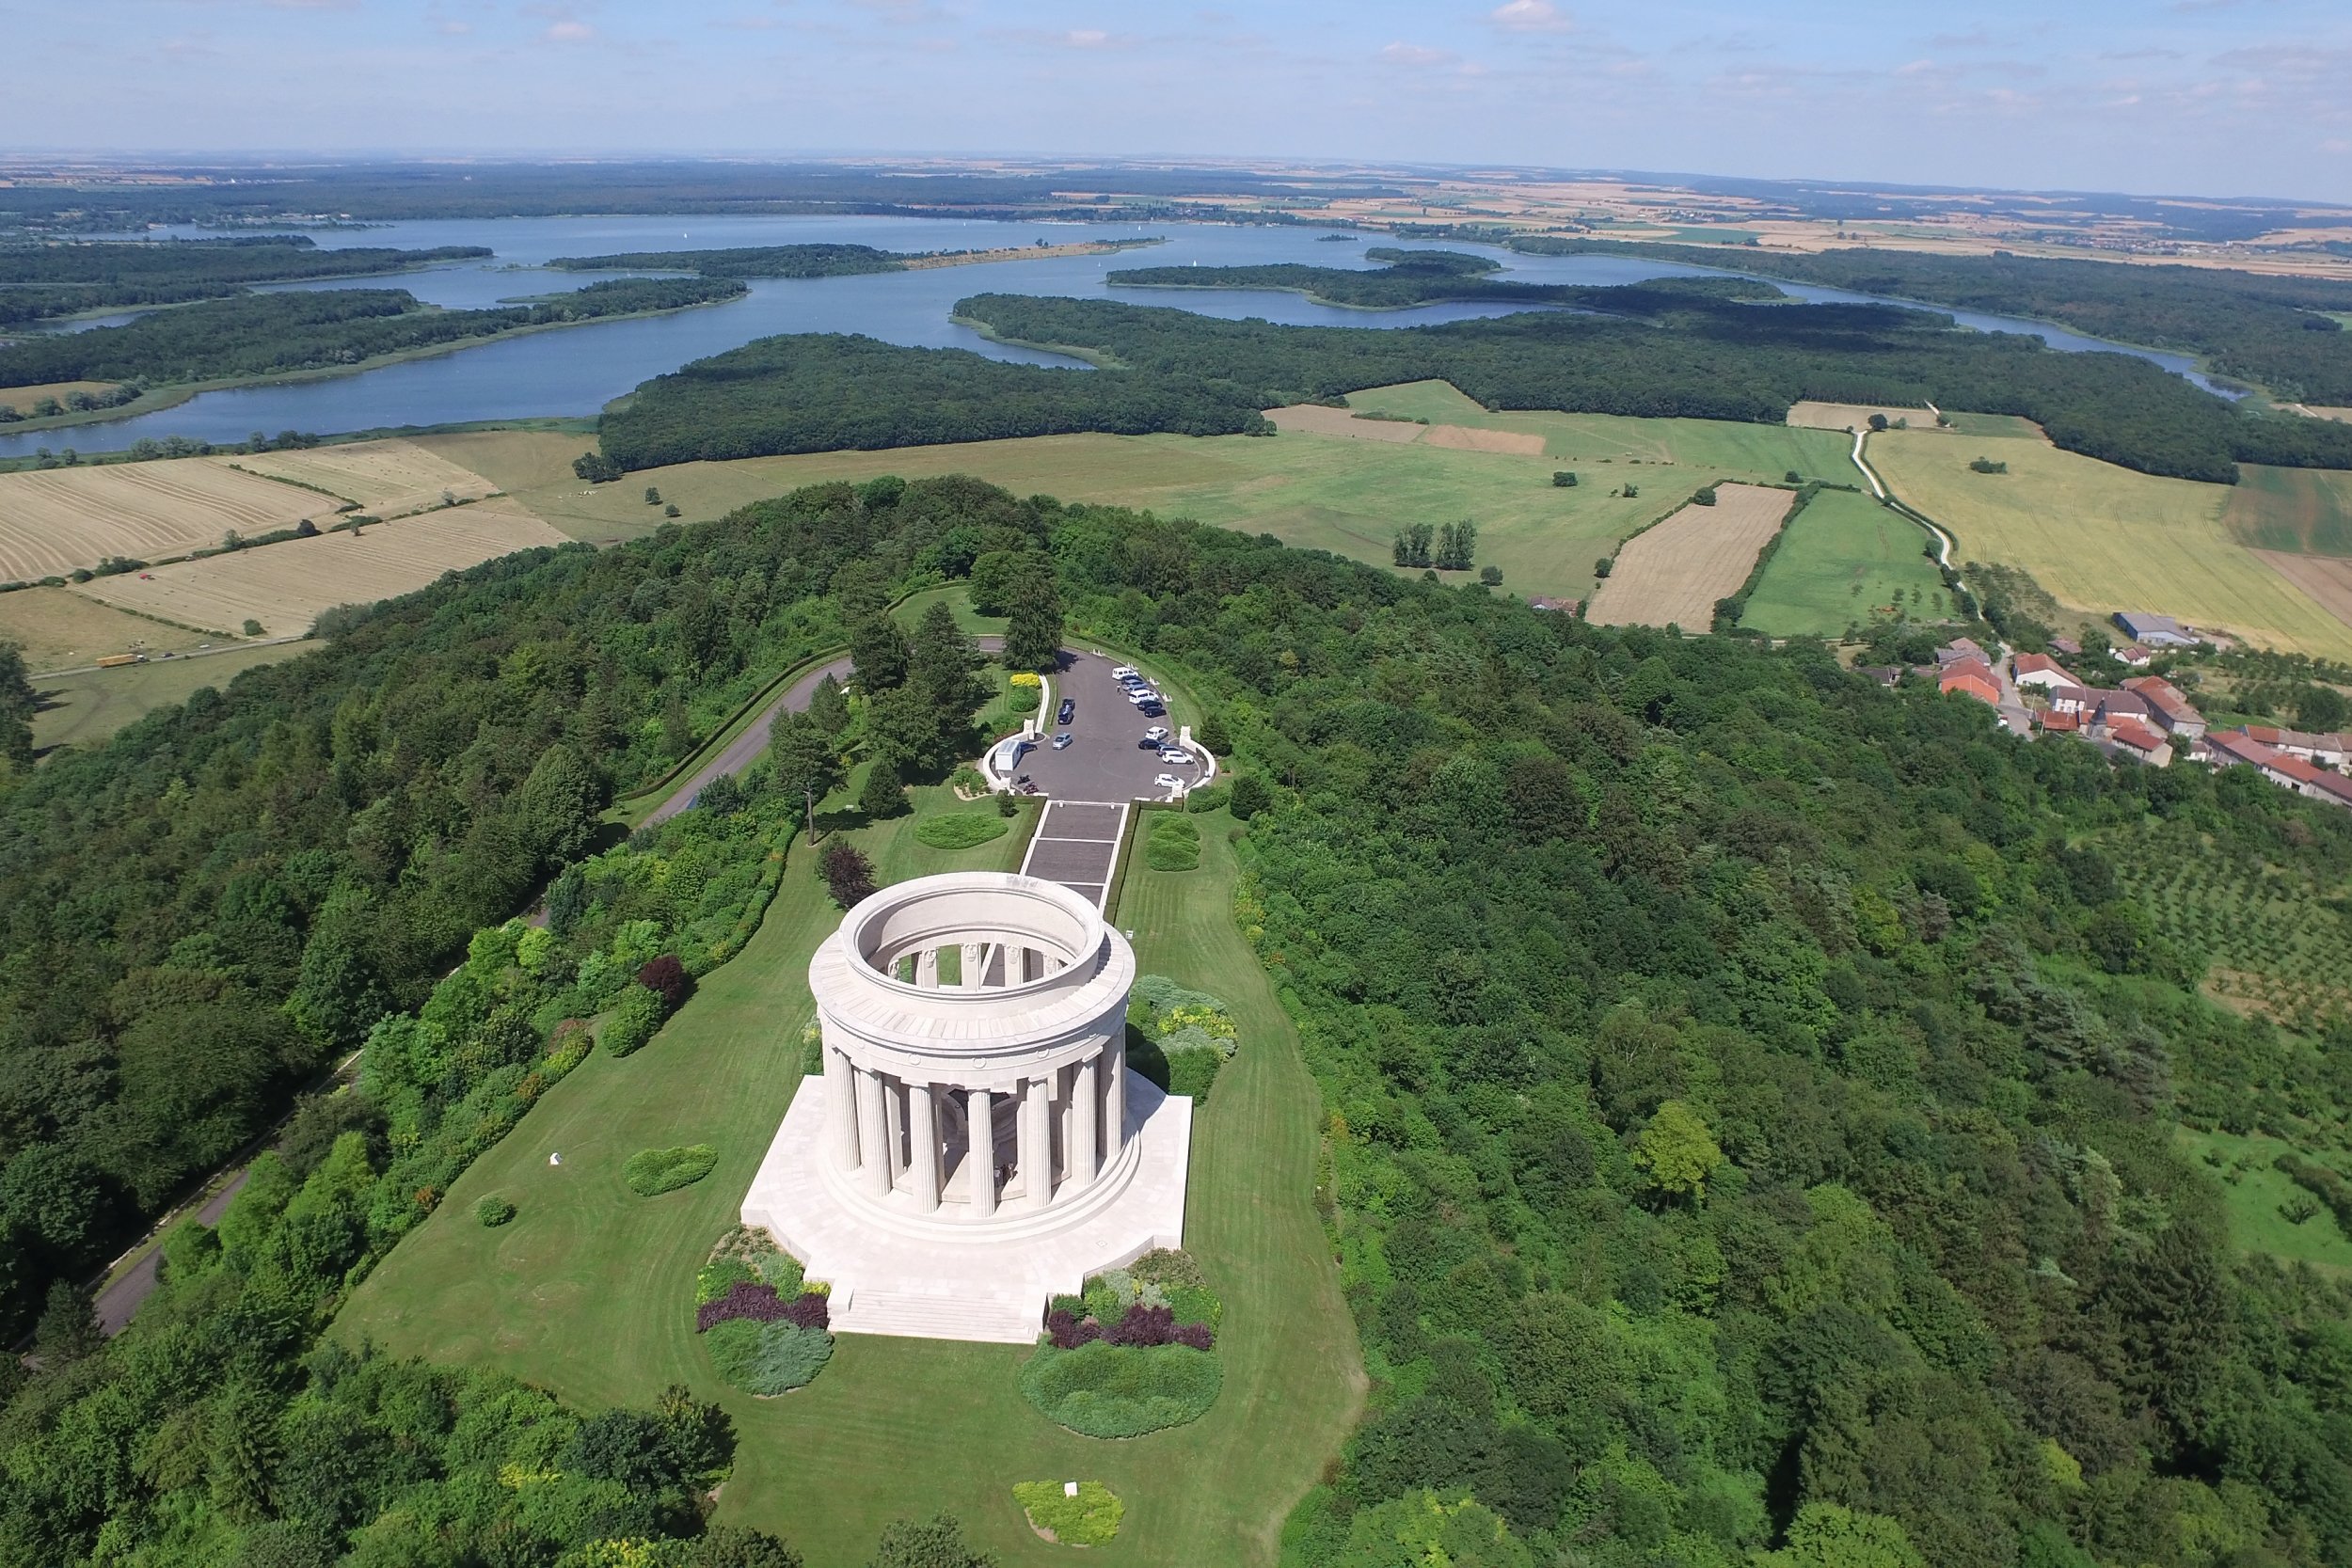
[1490,1,1572,34]
[1067,29,1110,47]
[546,20,594,41]
[1381,42,1452,67]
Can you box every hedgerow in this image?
[623,1144,718,1196]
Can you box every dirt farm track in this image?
[1586,483,1796,628]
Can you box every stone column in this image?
[1070,1053,1100,1191]
[1104,1037,1127,1161]
[961,942,986,990]
[883,1076,906,1182]
[1012,1078,1037,1207]
[916,947,940,988]
[908,1082,941,1212]
[1025,1074,1055,1211]
[825,1044,858,1170]
[966,1087,996,1219]
[853,1066,890,1197]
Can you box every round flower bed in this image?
[693,1227,834,1395]
[1022,1250,1222,1437]
[1013,1481,1124,1545]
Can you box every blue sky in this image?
[5,1,2348,202]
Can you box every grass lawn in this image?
[31,641,305,752]
[1870,427,2352,663]
[424,400,1850,606]
[1740,487,1950,638]
[2179,1127,2352,1275]
[893,582,1009,640]
[332,787,1362,1568]
[0,586,228,672]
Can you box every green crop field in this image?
[2179,1127,2352,1275]
[30,641,304,752]
[2223,464,2352,557]
[1341,380,1852,478]
[1738,487,1950,638]
[2105,819,2352,1025]
[332,787,1362,1567]
[1870,427,2352,663]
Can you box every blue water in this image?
[0,215,2235,458]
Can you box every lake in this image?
[0,214,2233,459]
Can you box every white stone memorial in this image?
[741,871,1192,1343]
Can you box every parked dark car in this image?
[1057,697,1075,724]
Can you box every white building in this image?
[741,872,1192,1343]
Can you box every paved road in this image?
[1014,648,1204,802]
[33,634,313,682]
[92,1171,249,1335]
[644,637,1009,825]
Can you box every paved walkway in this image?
[92,1170,248,1334]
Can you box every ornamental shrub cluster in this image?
[696,1281,831,1334]
[624,1143,719,1196]
[1143,810,1200,871]
[913,812,1010,849]
[705,1318,834,1396]
[1046,1303,1213,1351]
[1019,1339,1224,1439]
[1011,1480,1125,1546]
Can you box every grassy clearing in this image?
[2179,1127,2352,1275]
[893,582,1009,639]
[333,789,1362,1567]
[1740,487,1950,638]
[434,403,1846,605]
[31,641,305,752]
[2224,464,2352,557]
[1870,428,2352,662]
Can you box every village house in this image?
[2111,643,2153,669]
[2050,635,2083,657]
[2242,725,2349,768]
[2012,652,2081,691]
[2120,674,2206,739]
[1937,657,2000,707]
[2204,728,2352,811]
[2103,719,2173,768]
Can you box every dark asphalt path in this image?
[644,636,1009,826]
[93,1170,249,1335]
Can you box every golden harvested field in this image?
[1423,423,1546,455]
[227,438,501,517]
[77,502,571,636]
[1868,428,2352,662]
[0,380,124,413]
[1788,401,1942,433]
[2252,551,2352,632]
[1587,483,1793,628]
[0,587,221,671]
[0,458,328,582]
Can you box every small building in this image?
[2205,729,2278,769]
[2111,643,2153,669]
[2121,675,2206,739]
[2244,726,2348,768]
[2115,611,2196,647]
[2046,684,2094,718]
[2085,689,2153,736]
[1935,637,1986,667]
[2105,719,2173,768]
[2012,653,2081,691]
[2037,709,2082,735]
[1856,665,1902,688]
[1939,659,2000,706]
[2050,635,2083,657]
[2262,753,2352,809]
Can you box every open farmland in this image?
[1868,426,2352,661]
[1588,483,1795,627]
[0,457,330,582]
[1263,404,1425,442]
[0,586,225,670]
[1739,486,1949,638]
[0,379,125,414]
[2223,464,2352,557]
[76,501,571,636]
[30,642,304,752]
[228,438,501,518]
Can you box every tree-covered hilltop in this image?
[547,242,912,277]
[0,235,492,325]
[593,288,2352,482]
[1106,249,1776,309]
[1508,235,2352,406]
[8,475,2352,1563]
[0,474,1057,1346]
[0,276,745,388]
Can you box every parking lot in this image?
[1004,649,1205,803]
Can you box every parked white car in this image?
[1158,747,1190,764]
[1111,665,1137,679]
[1153,773,1184,793]
[1142,724,1170,742]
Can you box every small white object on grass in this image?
[1064,1481,1080,1497]
[548,1151,563,1166]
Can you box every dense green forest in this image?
[1107,250,1780,311]
[595,287,2352,482]
[597,330,1271,467]
[548,243,913,278]
[0,277,744,388]
[1508,237,2352,405]
[0,236,490,325]
[1038,507,2352,1568]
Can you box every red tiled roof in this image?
[2109,720,2168,753]
[1940,670,1999,705]
[2208,730,2279,767]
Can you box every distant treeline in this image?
[0,235,491,324]
[1112,253,1779,311]
[598,331,1268,467]
[0,276,743,387]
[1509,236,2352,405]
[596,286,2352,482]
[548,242,910,277]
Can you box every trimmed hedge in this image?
[1144,811,1200,871]
[473,1196,516,1227]
[1020,1339,1223,1437]
[914,813,1011,850]
[1012,1481,1124,1546]
[624,1144,718,1196]
[705,1318,833,1395]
